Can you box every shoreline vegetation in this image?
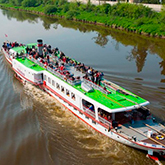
[1,0,165,38]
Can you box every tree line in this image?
[0,0,164,5]
[1,0,165,37]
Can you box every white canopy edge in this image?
[108,101,150,113]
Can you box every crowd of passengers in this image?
[2,41,23,51]
[88,105,118,128]
[3,41,105,85]
[25,44,105,84]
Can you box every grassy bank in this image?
[1,1,165,38]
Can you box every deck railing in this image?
[26,55,81,86]
[98,116,111,127]
[83,78,109,95]
[83,106,111,127]
[83,106,96,118]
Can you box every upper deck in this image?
[12,43,149,112]
[16,58,44,72]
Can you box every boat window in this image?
[44,75,46,81]
[66,89,70,97]
[82,99,95,112]
[56,83,60,90]
[52,80,55,86]
[41,73,44,81]
[71,93,76,100]
[98,108,111,121]
[48,77,51,83]
[61,86,65,93]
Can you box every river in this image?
[0,8,165,165]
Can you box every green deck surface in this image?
[16,58,44,72]
[12,43,37,54]
[74,84,147,109]
[13,44,148,110]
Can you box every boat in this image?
[2,39,165,161]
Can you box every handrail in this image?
[26,55,81,86]
[83,78,109,95]
[83,106,111,127]
[98,115,111,127]
[83,106,96,118]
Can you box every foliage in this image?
[110,3,155,19]
[44,5,57,14]
[22,0,37,7]
[101,4,111,14]
[0,0,8,3]
[0,0,165,36]
[15,0,23,6]
[58,0,67,6]
[62,3,69,13]
[66,10,80,20]
[160,4,165,23]
[134,17,150,26]
[141,0,160,4]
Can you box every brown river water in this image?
[0,8,165,165]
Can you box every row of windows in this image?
[45,75,76,101]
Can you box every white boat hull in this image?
[2,47,165,157]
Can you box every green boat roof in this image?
[12,46,26,54]
[12,44,149,112]
[16,58,44,72]
[74,84,147,110]
[13,43,44,71]
[11,43,37,54]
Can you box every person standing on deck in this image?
[25,46,29,54]
[47,54,50,63]
[94,71,99,84]
[98,72,104,86]
[87,68,92,81]
[62,56,66,63]
[42,48,48,58]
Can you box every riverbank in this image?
[68,0,162,12]
[0,2,165,38]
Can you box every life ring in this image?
[156,135,164,140]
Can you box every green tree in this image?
[62,3,69,13]
[15,0,23,6]
[0,0,9,3]
[160,4,165,23]
[66,10,80,19]
[22,0,37,7]
[44,5,57,14]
